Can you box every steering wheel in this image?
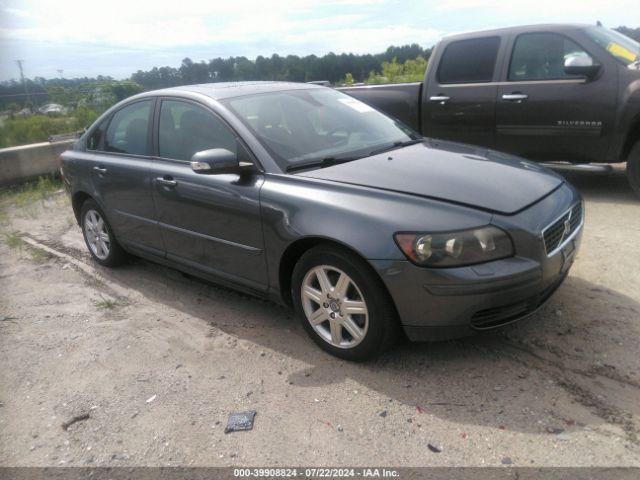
[326,127,350,146]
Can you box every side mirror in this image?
[564,55,600,80]
[190,148,238,174]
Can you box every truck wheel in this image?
[291,245,399,361]
[627,141,640,198]
[80,199,127,267]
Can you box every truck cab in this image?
[341,24,640,196]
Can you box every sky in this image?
[1,0,639,81]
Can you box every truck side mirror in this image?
[564,55,601,80]
[190,148,239,174]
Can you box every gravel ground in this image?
[0,167,639,467]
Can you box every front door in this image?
[150,98,267,291]
[495,32,617,163]
[423,36,502,148]
[87,98,164,257]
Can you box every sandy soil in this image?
[0,167,639,467]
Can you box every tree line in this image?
[131,44,430,90]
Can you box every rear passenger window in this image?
[437,37,500,84]
[509,33,589,81]
[104,100,152,156]
[158,100,237,162]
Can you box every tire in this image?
[291,245,399,361]
[627,141,640,198]
[80,199,127,267]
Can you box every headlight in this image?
[394,226,514,267]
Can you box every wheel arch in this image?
[71,191,93,224]
[621,112,640,162]
[278,236,398,312]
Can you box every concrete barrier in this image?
[0,140,74,187]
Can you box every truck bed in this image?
[338,82,423,132]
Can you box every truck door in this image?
[423,36,502,148]
[495,31,617,163]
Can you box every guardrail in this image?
[0,139,75,187]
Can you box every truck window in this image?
[437,37,500,84]
[509,33,589,81]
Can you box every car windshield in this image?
[224,88,420,171]
[583,26,640,66]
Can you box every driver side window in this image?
[509,33,590,81]
[158,100,237,162]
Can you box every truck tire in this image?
[627,141,640,198]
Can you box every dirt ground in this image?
[0,167,639,467]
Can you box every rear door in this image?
[423,36,503,147]
[150,98,268,291]
[495,31,617,162]
[87,98,164,257]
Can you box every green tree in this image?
[366,56,428,84]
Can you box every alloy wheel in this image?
[84,209,110,260]
[301,265,369,349]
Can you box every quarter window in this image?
[509,33,590,81]
[158,100,237,162]
[437,37,500,84]
[104,100,152,156]
[87,118,108,151]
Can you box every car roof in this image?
[140,81,323,101]
[441,23,592,41]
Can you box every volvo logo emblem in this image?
[559,210,572,245]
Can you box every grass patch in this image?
[4,231,23,249]
[27,246,47,262]
[94,295,118,310]
[0,175,63,209]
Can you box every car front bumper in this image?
[370,184,583,341]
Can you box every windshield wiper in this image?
[285,156,362,173]
[368,138,424,157]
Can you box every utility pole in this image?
[57,69,63,78]
[16,59,32,110]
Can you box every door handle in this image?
[156,177,177,187]
[502,93,529,102]
[429,95,451,103]
[93,166,107,174]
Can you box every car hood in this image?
[294,139,564,215]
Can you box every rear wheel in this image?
[627,140,640,198]
[292,245,398,361]
[80,199,126,267]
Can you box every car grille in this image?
[542,202,583,255]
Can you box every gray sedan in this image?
[61,82,583,360]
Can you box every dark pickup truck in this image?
[341,24,640,196]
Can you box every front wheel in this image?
[292,245,399,361]
[627,140,640,198]
[80,199,127,267]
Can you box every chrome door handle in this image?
[156,177,177,187]
[429,95,451,103]
[93,166,107,174]
[502,93,528,102]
